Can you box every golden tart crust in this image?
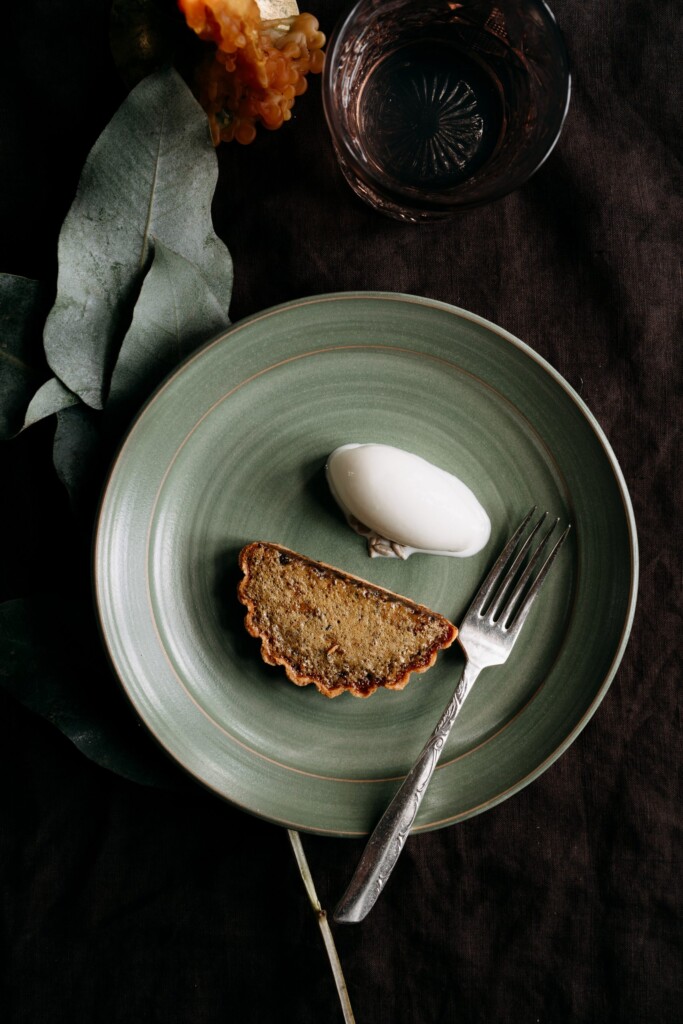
[237,542,457,698]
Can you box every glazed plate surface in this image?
[94,293,637,835]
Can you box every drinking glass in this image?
[322,0,571,221]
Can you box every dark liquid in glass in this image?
[358,40,504,190]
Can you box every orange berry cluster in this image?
[179,0,325,144]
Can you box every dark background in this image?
[1,1,680,1022]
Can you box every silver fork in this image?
[334,508,571,924]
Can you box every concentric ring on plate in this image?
[94,293,637,835]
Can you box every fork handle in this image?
[334,661,482,924]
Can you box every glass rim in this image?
[322,0,572,213]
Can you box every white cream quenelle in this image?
[326,443,491,559]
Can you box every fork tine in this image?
[496,516,559,625]
[470,507,537,615]
[504,523,571,637]
[486,511,548,621]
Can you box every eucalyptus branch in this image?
[287,830,356,1024]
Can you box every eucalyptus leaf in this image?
[107,238,231,419]
[0,273,47,438]
[52,403,103,509]
[43,67,233,410]
[23,376,80,429]
[0,597,188,789]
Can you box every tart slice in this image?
[237,542,457,698]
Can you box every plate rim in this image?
[94,290,639,834]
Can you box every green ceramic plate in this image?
[94,293,637,835]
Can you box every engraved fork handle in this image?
[334,661,482,924]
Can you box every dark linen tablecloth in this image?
[1,2,680,1022]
